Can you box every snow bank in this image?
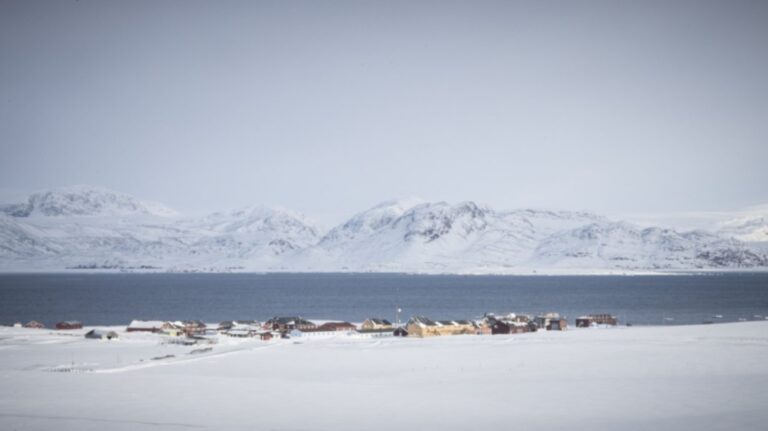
[1,322,767,430]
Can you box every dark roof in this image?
[366,318,392,325]
[408,316,438,326]
[267,316,315,326]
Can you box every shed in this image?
[548,318,568,331]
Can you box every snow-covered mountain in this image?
[0,186,766,273]
[183,205,321,260]
[295,201,767,273]
[0,185,177,218]
[297,201,609,272]
[718,206,768,243]
[0,187,321,271]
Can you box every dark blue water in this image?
[1,273,767,327]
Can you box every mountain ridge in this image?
[0,186,766,273]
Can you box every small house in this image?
[85,329,119,340]
[218,321,236,331]
[491,320,531,335]
[177,320,207,335]
[576,314,618,327]
[127,320,165,332]
[265,316,316,332]
[491,321,512,335]
[316,321,357,332]
[216,320,258,333]
[360,318,393,331]
[23,321,45,329]
[56,321,83,330]
[393,327,408,337]
[161,327,184,337]
[548,318,567,331]
[534,313,567,331]
[218,320,260,332]
[290,323,357,338]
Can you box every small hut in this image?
[56,321,83,330]
[23,321,45,329]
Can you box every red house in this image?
[56,321,83,330]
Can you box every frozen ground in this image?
[1,322,767,430]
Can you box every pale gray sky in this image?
[1,0,767,225]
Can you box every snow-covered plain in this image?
[1,322,767,430]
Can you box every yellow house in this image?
[161,328,184,337]
[360,318,393,331]
[406,316,477,338]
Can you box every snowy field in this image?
[1,322,767,431]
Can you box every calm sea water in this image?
[1,273,767,327]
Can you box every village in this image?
[3,313,767,430]
[10,312,620,342]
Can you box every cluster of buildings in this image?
[122,312,617,340]
[11,313,619,341]
[14,320,83,330]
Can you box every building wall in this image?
[406,323,476,338]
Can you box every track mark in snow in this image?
[93,341,281,374]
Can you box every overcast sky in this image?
[1,0,767,226]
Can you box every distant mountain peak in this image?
[0,185,177,218]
